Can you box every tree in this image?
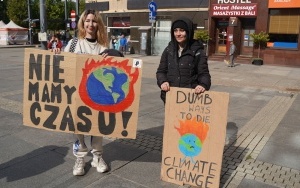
[7,0,68,31]
[7,0,28,27]
[194,30,210,43]
[30,0,40,23]
[194,30,211,55]
[250,31,269,59]
[0,0,9,23]
[46,0,65,30]
[79,0,86,15]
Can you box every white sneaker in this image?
[91,156,108,173]
[73,157,85,176]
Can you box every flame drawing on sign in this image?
[79,57,139,113]
[175,118,209,163]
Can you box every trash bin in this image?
[130,46,135,54]
[129,40,138,54]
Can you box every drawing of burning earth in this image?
[175,118,209,162]
[79,58,139,113]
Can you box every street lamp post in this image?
[75,0,79,37]
[27,0,32,45]
[64,0,68,30]
[75,0,79,17]
[39,0,47,49]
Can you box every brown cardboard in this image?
[161,87,229,187]
[23,48,143,138]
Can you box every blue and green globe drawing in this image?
[86,66,129,105]
[178,133,202,157]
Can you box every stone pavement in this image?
[0,46,300,188]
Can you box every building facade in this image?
[209,0,300,66]
[85,0,209,55]
[85,0,300,66]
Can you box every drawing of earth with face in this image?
[175,118,210,161]
[178,133,202,157]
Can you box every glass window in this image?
[268,9,300,49]
[269,8,300,34]
[218,28,227,45]
[243,29,254,47]
[268,34,298,49]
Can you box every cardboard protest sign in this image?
[23,48,143,138]
[161,87,229,187]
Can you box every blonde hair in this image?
[77,9,108,47]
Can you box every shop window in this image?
[268,34,298,49]
[112,17,130,27]
[154,20,172,54]
[269,9,300,34]
[268,9,300,49]
[218,29,227,45]
[243,29,255,47]
[156,20,171,32]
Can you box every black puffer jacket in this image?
[156,17,211,103]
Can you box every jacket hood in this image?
[171,17,195,50]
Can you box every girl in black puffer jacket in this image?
[156,17,211,103]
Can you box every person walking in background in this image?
[65,30,70,43]
[156,17,211,104]
[114,35,120,51]
[63,9,109,176]
[47,34,63,53]
[61,32,66,46]
[111,35,117,49]
[229,41,236,67]
[119,33,127,55]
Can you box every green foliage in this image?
[194,30,210,43]
[7,0,28,27]
[5,0,85,31]
[250,31,269,47]
[79,0,86,14]
[245,154,253,160]
[249,31,270,58]
[0,0,9,23]
[30,0,40,23]
[46,0,65,30]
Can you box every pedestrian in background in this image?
[119,33,127,55]
[64,9,109,176]
[111,35,117,49]
[229,41,236,67]
[156,17,211,104]
[47,34,62,53]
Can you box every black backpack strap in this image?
[69,37,78,53]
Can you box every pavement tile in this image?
[0,113,25,137]
[13,126,75,149]
[0,135,54,169]
[0,147,71,188]
[1,48,300,187]
[3,93,23,102]
[112,151,179,188]
[0,81,23,93]
[81,174,144,188]
[257,143,300,171]
[0,108,15,119]
[238,179,279,188]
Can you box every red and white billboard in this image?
[210,3,257,17]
